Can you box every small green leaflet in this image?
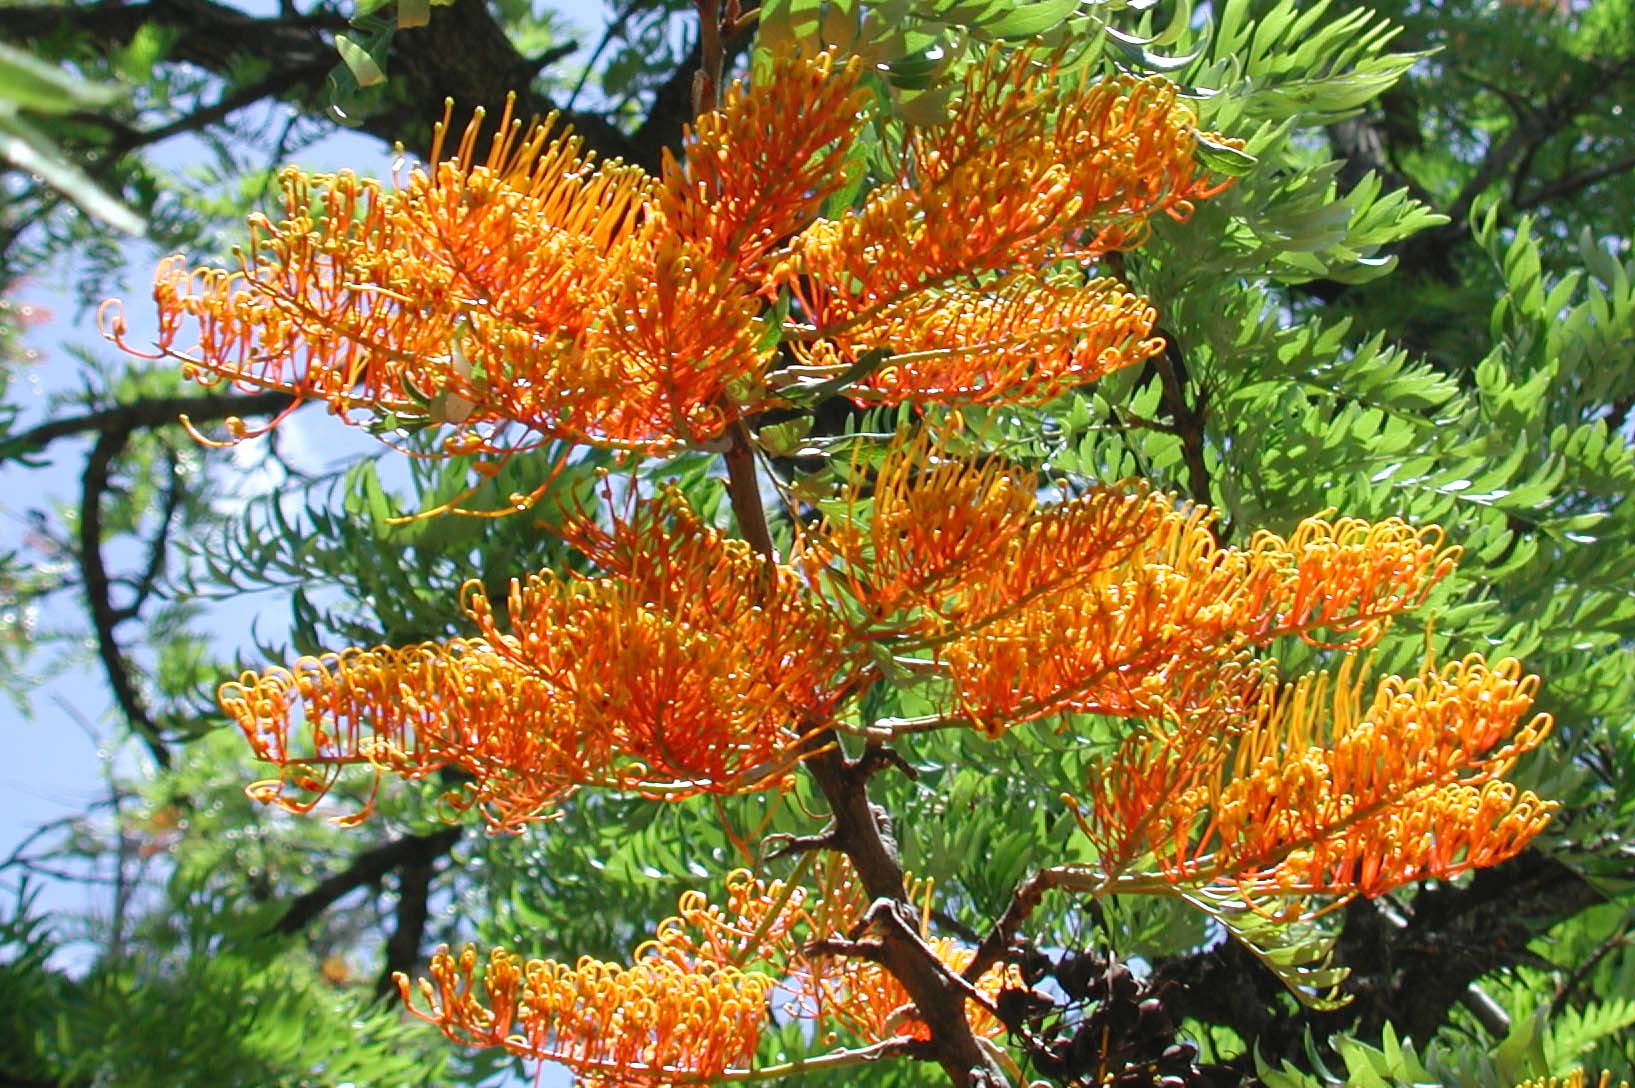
[1194,130,1257,175]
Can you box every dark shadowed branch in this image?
[2,0,689,168]
[78,424,170,768]
[1150,847,1617,1069]
[376,832,452,996]
[6,389,293,457]
[274,827,461,938]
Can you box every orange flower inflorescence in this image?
[810,433,1459,735]
[1082,654,1555,904]
[400,866,932,1082]
[403,945,772,1085]
[111,21,1564,1070]
[221,496,853,830]
[941,510,1459,730]
[107,46,1240,458]
[782,54,1230,406]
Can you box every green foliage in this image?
[0,886,447,1088]
[0,41,142,235]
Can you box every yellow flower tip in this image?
[662,45,871,274]
[1515,1073,1629,1088]
[177,414,241,449]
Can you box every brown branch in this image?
[803,744,1008,1087]
[1551,921,1629,1016]
[963,866,1105,986]
[79,425,170,768]
[272,827,460,937]
[0,0,657,165]
[32,389,293,770]
[722,419,775,557]
[5,389,293,457]
[110,449,183,623]
[1151,331,1216,521]
[963,870,1061,986]
[1515,149,1635,211]
[376,832,446,996]
[721,421,1004,1086]
[106,68,323,154]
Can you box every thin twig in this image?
[1515,149,1635,211]
[6,390,293,456]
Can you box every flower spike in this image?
[662,48,872,276]
[403,946,773,1084]
[804,272,1166,407]
[1083,654,1555,904]
[942,508,1459,732]
[223,494,855,830]
[399,868,870,1082]
[785,60,1236,339]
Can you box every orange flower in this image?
[941,509,1458,732]
[661,48,871,277]
[110,46,1242,446]
[113,97,677,451]
[808,272,1165,407]
[225,639,587,830]
[808,937,1023,1044]
[399,868,870,1082]
[113,64,873,452]
[1083,655,1556,903]
[222,496,854,829]
[648,863,866,973]
[402,945,773,1084]
[809,432,1169,635]
[784,59,1232,338]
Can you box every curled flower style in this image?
[784,60,1233,338]
[662,48,871,275]
[399,869,875,1082]
[811,430,1038,624]
[110,79,811,453]
[222,498,854,829]
[1082,655,1555,903]
[810,431,1169,635]
[224,640,589,830]
[648,862,866,973]
[112,43,1241,450]
[941,508,1459,732]
[810,273,1166,407]
[402,945,773,1084]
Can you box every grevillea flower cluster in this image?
[114,25,1561,1086]
[399,867,1020,1082]
[1081,654,1555,907]
[222,493,852,829]
[103,46,1228,460]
